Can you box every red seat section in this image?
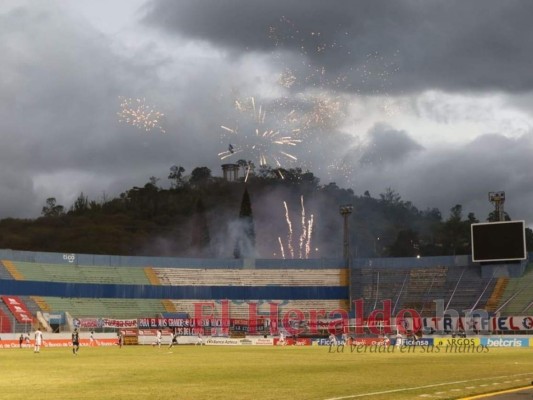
[1,296,33,323]
[0,308,12,333]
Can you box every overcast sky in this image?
[1,0,532,228]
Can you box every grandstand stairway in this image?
[495,263,533,315]
[485,278,508,313]
[0,260,16,279]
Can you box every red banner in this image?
[0,338,117,349]
[1,296,33,323]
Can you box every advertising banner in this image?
[434,338,480,346]
[0,338,117,349]
[479,337,529,347]
[205,337,241,346]
[74,318,137,329]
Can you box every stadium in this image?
[1,222,532,399]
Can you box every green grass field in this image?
[2,345,532,400]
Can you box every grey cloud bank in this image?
[0,1,531,230]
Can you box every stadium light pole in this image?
[488,191,505,221]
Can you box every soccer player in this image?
[155,329,163,348]
[89,331,95,347]
[341,332,348,345]
[72,328,80,355]
[168,330,179,349]
[34,328,43,353]
[196,333,204,346]
[117,331,124,348]
[328,333,337,346]
[278,331,286,346]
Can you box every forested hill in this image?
[0,166,531,259]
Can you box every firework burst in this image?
[218,97,302,168]
[117,97,166,133]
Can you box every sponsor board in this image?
[274,338,312,346]
[480,337,529,347]
[314,337,434,346]
[313,338,387,346]
[205,338,241,346]
[249,338,274,346]
[400,338,434,346]
[75,318,137,329]
[434,338,480,347]
[0,339,117,349]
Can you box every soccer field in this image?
[2,345,532,400]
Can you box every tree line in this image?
[0,164,531,258]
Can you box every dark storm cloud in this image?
[353,132,533,226]
[359,124,424,167]
[2,0,533,236]
[144,0,533,94]
[0,5,228,217]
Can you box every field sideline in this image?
[1,345,532,400]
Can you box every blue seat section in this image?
[0,280,348,300]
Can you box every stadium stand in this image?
[168,299,350,319]
[0,249,531,334]
[494,263,533,315]
[6,261,151,285]
[350,262,498,317]
[39,297,167,319]
[153,268,348,287]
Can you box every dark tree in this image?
[168,165,185,188]
[69,192,89,215]
[190,199,210,254]
[233,187,255,259]
[526,228,533,252]
[487,210,511,222]
[189,167,212,187]
[439,205,472,255]
[388,229,420,257]
[41,198,65,217]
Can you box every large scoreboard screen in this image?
[471,220,526,263]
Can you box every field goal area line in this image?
[323,372,533,400]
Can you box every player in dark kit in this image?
[168,330,179,349]
[72,328,80,355]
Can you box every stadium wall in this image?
[0,249,345,269]
[1,249,529,271]
[0,279,348,300]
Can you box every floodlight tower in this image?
[339,204,353,263]
[488,191,505,221]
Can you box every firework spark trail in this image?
[283,201,295,259]
[299,195,306,259]
[278,237,286,259]
[305,214,314,258]
[244,162,252,182]
[117,97,166,133]
[281,197,314,259]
